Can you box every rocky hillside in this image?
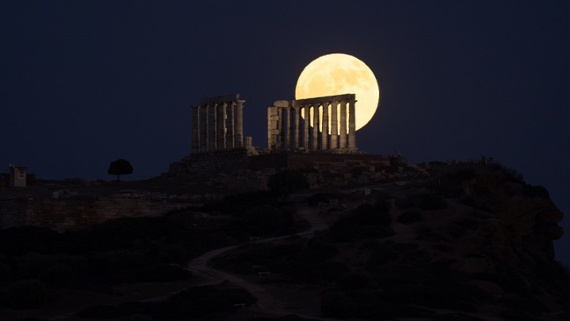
[213,162,570,321]
[0,162,568,321]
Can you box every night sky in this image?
[2,1,570,265]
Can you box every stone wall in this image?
[169,148,249,176]
[167,151,415,191]
[0,196,189,232]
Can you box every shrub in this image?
[320,291,355,319]
[39,262,73,283]
[522,184,550,199]
[157,245,188,265]
[242,205,290,236]
[268,169,309,199]
[395,194,447,211]
[302,236,338,263]
[397,210,423,224]
[291,261,350,283]
[374,199,391,215]
[123,315,153,321]
[135,264,192,282]
[0,262,10,280]
[8,279,49,309]
[417,194,447,210]
[338,273,371,290]
[76,302,144,319]
[501,167,525,183]
[204,191,276,216]
[327,221,395,242]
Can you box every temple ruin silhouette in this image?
[189,93,360,155]
[166,93,405,190]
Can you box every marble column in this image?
[348,99,356,150]
[226,102,235,148]
[283,107,293,150]
[192,106,200,152]
[339,101,347,149]
[312,105,319,151]
[321,102,329,150]
[294,106,300,150]
[236,100,244,147]
[217,102,227,149]
[331,101,338,149]
[303,106,309,149]
[209,104,218,150]
[200,105,208,151]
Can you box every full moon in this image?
[295,53,380,131]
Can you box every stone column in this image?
[209,104,217,150]
[339,101,347,149]
[293,106,300,150]
[200,105,208,151]
[236,100,244,148]
[267,107,279,149]
[348,98,356,150]
[312,105,319,151]
[303,106,309,150]
[283,107,293,150]
[217,102,227,149]
[331,101,338,149]
[192,105,200,153]
[226,102,235,148]
[321,102,329,150]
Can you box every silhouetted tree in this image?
[267,169,309,200]
[107,159,133,181]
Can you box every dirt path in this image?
[186,195,332,319]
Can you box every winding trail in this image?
[187,193,329,317]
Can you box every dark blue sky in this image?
[2,1,570,264]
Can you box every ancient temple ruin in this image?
[267,94,357,152]
[191,94,245,153]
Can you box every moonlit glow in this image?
[295,53,380,132]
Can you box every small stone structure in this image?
[9,165,27,187]
[267,94,357,152]
[191,94,245,153]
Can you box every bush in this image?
[204,191,276,216]
[76,302,144,319]
[327,221,395,242]
[338,273,371,291]
[397,210,423,224]
[395,194,447,211]
[320,291,355,319]
[417,194,447,210]
[291,261,350,283]
[303,235,338,263]
[135,264,192,282]
[8,279,49,309]
[522,184,550,199]
[0,227,61,256]
[242,205,291,236]
[123,315,153,321]
[374,199,391,215]
[157,245,188,265]
[268,169,309,199]
[326,203,395,241]
[501,167,525,183]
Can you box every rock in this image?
[471,280,504,297]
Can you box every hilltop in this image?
[0,161,568,320]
